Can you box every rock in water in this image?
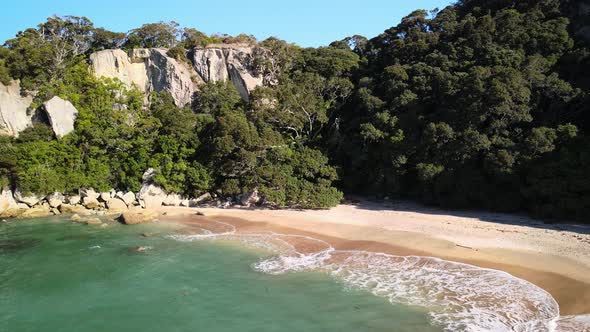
[0,80,33,137]
[41,96,78,137]
[120,210,159,225]
[19,206,52,218]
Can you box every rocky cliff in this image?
[90,48,197,107]
[89,45,267,105]
[189,45,265,100]
[0,81,33,136]
[0,81,78,137]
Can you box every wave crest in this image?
[169,220,589,332]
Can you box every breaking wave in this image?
[168,220,590,332]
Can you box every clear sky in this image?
[0,0,453,47]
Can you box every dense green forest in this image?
[0,0,589,220]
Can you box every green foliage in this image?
[166,46,188,63]
[13,140,84,195]
[1,2,588,216]
[125,21,179,49]
[90,28,126,51]
[193,81,244,115]
[195,81,343,208]
[330,0,590,220]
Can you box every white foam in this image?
[167,222,590,332]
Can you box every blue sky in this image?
[1,0,453,47]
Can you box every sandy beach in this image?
[158,200,590,316]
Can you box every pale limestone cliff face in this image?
[89,49,150,93]
[190,45,264,100]
[89,48,196,107]
[0,81,33,137]
[147,49,196,108]
[42,96,78,138]
[90,45,267,105]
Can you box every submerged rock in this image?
[0,238,41,253]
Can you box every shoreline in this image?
[157,202,590,316]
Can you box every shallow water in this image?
[0,217,440,332]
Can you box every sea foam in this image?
[168,220,590,332]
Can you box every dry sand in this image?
[157,200,590,316]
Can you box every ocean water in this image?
[0,217,439,332]
[1,217,588,332]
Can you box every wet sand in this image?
[157,203,590,316]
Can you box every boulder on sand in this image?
[106,198,128,213]
[119,210,159,225]
[240,188,260,208]
[138,168,167,209]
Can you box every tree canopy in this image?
[1,2,589,219]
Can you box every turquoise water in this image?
[0,217,440,332]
